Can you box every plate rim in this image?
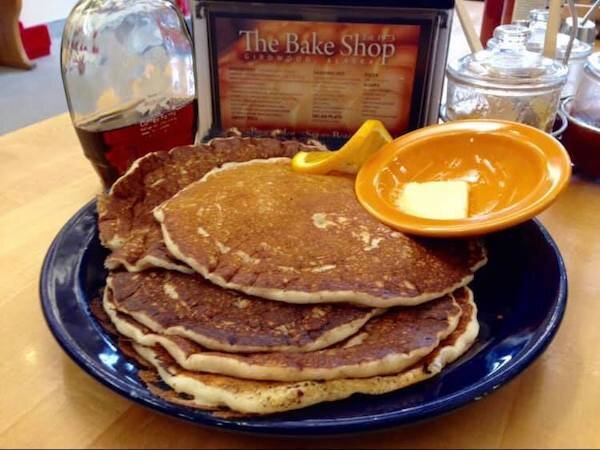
[40,199,568,435]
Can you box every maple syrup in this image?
[75,100,197,188]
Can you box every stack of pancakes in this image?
[96,136,487,416]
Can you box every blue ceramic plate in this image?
[40,200,567,435]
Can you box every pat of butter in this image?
[395,181,470,220]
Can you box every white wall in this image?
[20,0,79,26]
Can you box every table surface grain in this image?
[2,111,600,450]
[2,5,600,446]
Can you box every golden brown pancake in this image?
[107,270,379,353]
[155,159,486,307]
[98,137,319,272]
[103,288,465,381]
[130,288,478,416]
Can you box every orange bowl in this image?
[355,120,572,237]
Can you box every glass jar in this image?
[488,9,593,98]
[61,0,197,188]
[561,53,600,180]
[561,16,598,46]
[526,9,593,98]
[571,53,600,124]
[447,24,567,132]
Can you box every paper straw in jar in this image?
[455,0,484,53]
[543,0,562,59]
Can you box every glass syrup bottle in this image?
[61,0,197,188]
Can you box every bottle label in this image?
[75,100,197,187]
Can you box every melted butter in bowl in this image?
[358,120,571,237]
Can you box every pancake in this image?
[107,270,379,353]
[155,159,487,307]
[103,288,466,381]
[131,289,478,416]
[98,137,319,272]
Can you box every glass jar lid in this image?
[526,33,593,60]
[529,8,549,23]
[487,14,593,60]
[563,16,598,46]
[525,9,593,60]
[449,25,568,90]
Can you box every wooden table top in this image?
[1,112,600,448]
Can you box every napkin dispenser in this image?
[193,0,454,146]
